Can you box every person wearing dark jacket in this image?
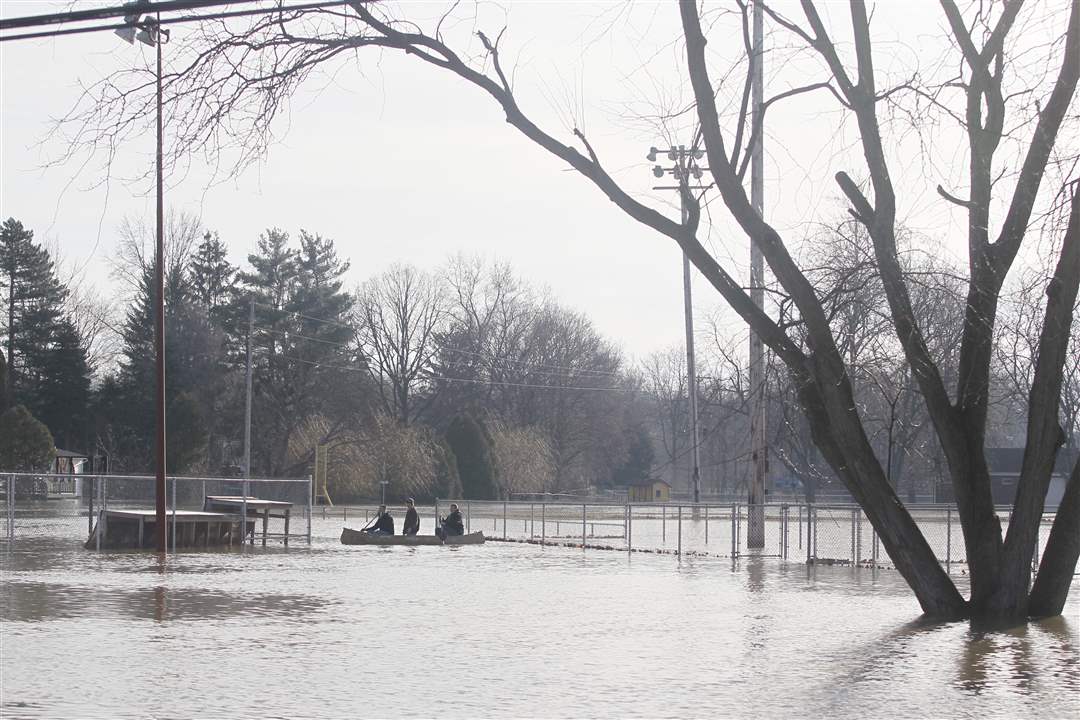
[363,505,394,535]
[437,503,465,540]
[402,498,420,536]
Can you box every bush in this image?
[0,405,55,471]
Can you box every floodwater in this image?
[1,516,1078,719]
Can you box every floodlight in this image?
[693,149,704,160]
[114,26,137,44]
[646,146,659,162]
[667,149,677,161]
[652,165,664,178]
[136,27,156,46]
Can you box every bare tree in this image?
[354,263,446,426]
[58,0,1080,620]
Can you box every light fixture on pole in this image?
[116,0,171,554]
[648,145,709,506]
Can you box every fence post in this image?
[541,503,546,544]
[872,528,878,566]
[704,504,709,545]
[503,501,507,540]
[946,507,952,568]
[812,506,818,561]
[627,504,632,552]
[730,503,737,558]
[242,479,249,546]
[530,503,535,538]
[677,505,682,556]
[856,510,862,564]
[466,501,471,533]
[171,477,178,552]
[306,474,312,545]
[7,474,13,541]
[662,504,666,542]
[582,503,587,547]
[88,476,95,537]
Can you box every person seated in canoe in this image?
[362,505,394,535]
[436,503,465,540]
[402,498,420,536]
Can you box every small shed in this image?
[628,479,672,503]
[52,449,89,475]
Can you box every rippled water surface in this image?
[2,516,1078,719]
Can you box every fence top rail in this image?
[1,471,310,484]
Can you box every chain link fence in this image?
[0,472,311,547]
[0,477,1054,574]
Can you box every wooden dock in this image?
[85,496,294,550]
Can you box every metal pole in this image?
[747,0,767,550]
[677,505,682,556]
[662,504,666,541]
[731,503,737,557]
[541,503,546,544]
[306,474,312,544]
[153,20,168,555]
[705,503,709,544]
[530,503,534,538]
[946,508,951,568]
[627,504,632,551]
[582,503,586,547]
[242,479,249,545]
[171,476,177,552]
[503,501,507,539]
[244,296,254,480]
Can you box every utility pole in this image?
[648,145,708,504]
[114,4,170,553]
[244,296,254,478]
[747,0,768,549]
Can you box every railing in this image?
[0,472,313,549]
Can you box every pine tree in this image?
[32,319,91,450]
[1,218,68,403]
[0,218,91,450]
[189,230,236,325]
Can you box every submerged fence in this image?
[320,498,1053,573]
[0,472,312,549]
[0,475,1054,573]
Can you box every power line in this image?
[1,1,351,42]
[0,0,259,31]
[276,353,638,394]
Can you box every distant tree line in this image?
[1,213,1075,505]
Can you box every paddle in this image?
[358,508,380,533]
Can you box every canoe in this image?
[340,528,486,546]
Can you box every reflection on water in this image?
[1,516,1078,719]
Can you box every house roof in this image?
[54,449,88,459]
[628,479,671,488]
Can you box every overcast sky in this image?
[2,1,1069,362]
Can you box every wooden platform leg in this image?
[262,509,269,547]
[138,517,144,549]
[283,510,290,547]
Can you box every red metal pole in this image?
[154,19,168,553]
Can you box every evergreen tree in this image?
[0,351,7,412]
[0,218,91,450]
[1,218,67,403]
[446,414,498,499]
[189,230,236,325]
[114,263,209,472]
[32,319,91,450]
